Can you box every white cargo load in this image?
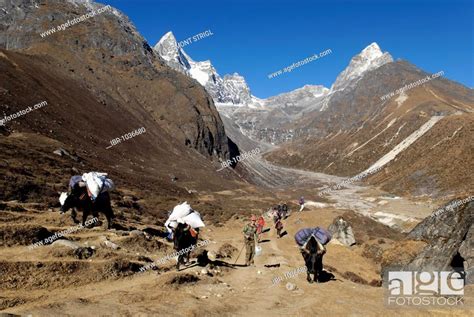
[82,172,115,200]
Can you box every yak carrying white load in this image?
[165,202,205,236]
[82,172,115,200]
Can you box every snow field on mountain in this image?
[361,116,444,174]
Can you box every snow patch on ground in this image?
[306,201,329,208]
[346,118,397,157]
[361,116,444,173]
[330,130,342,140]
[395,92,408,107]
[384,122,406,147]
[430,126,463,149]
[325,162,335,170]
[372,211,414,227]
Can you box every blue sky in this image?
[102,0,473,98]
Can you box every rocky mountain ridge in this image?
[0,0,243,210]
[154,34,395,144]
[154,31,263,108]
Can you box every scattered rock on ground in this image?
[328,216,356,246]
[207,251,217,261]
[216,243,238,259]
[129,230,145,237]
[51,239,81,249]
[101,240,120,250]
[286,282,297,291]
[459,224,474,284]
[167,274,200,285]
[53,148,79,161]
[73,247,95,259]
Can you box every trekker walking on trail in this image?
[273,210,284,238]
[298,196,305,212]
[281,202,289,219]
[243,215,258,266]
[277,203,283,216]
[256,215,265,242]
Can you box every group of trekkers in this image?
[242,203,289,266]
[58,175,330,282]
[241,197,332,283]
[242,202,290,266]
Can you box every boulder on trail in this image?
[51,239,82,249]
[328,216,356,246]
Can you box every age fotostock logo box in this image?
[385,270,467,308]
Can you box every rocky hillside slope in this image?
[1,0,232,160]
[382,200,473,284]
[266,60,474,198]
[0,0,241,218]
[0,0,244,205]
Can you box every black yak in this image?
[301,235,325,283]
[59,186,114,229]
[173,223,198,270]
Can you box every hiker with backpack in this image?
[294,227,332,283]
[242,215,258,266]
[298,196,305,212]
[256,215,265,242]
[281,202,289,219]
[273,210,284,238]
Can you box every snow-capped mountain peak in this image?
[331,42,393,92]
[154,34,393,115]
[154,31,179,62]
[360,42,384,59]
[153,32,262,108]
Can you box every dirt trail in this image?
[2,202,471,316]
